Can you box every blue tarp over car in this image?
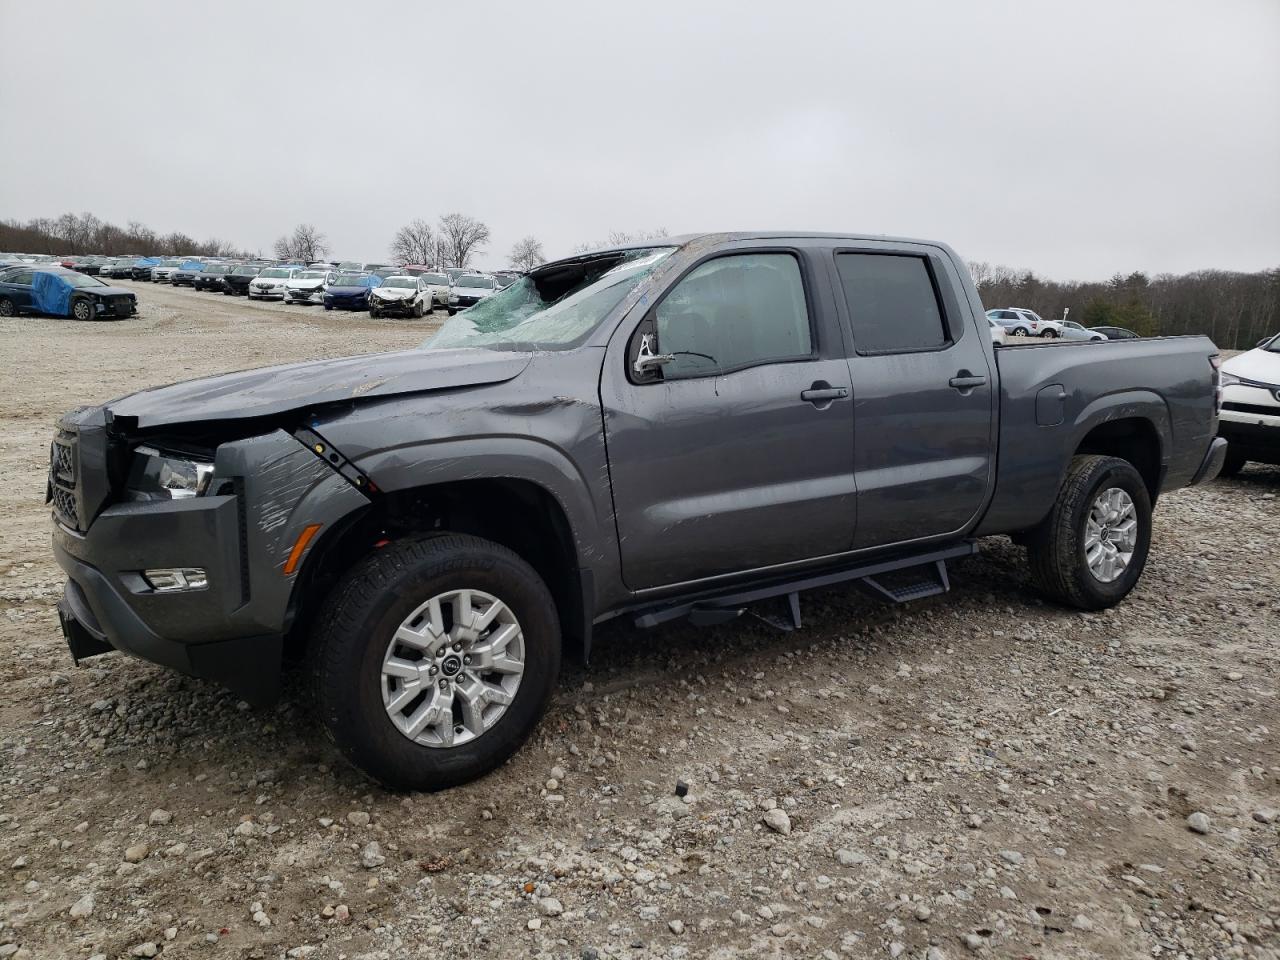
[31,270,74,316]
[179,260,204,271]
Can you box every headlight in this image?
[1219,372,1241,389]
[125,446,214,501]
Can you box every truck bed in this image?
[976,335,1220,535]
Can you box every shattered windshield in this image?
[426,247,675,352]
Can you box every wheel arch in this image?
[1071,401,1168,502]
[290,475,592,665]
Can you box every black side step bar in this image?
[633,541,977,631]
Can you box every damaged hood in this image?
[107,348,531,428]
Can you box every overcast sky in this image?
[1,0,1276,278]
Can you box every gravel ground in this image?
[0,282,1277,960]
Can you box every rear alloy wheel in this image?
[1041,328,1058,338]
[0,298,14,317]
[312,534,560,790]
[1028,454,1152,609]
[71,299,93,321]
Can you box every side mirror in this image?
[631,329,674,378]
[1260,336,1274,348]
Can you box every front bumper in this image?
[325,296,367,310]
[248,287,285,299]
[285,288,324,303]
[370,297,417,315]
[49,426,370,704]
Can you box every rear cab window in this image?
[835,253,950,354]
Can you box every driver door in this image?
[600,247,857,591]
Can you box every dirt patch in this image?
[0,283,1277,960]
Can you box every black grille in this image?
[51,487,79,528]
[51,440,75,484]
[111,297,133,317]
[49,433,80,529]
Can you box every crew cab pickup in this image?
[48,232,1227,790]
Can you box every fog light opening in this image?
[143,567,208,592]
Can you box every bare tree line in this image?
[0,212,251,259]
[969,262,1280,351]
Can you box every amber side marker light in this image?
[284,523,323,575]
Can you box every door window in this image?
[837,254,948,353]
[8,270,33,285]
[653,253,811,380]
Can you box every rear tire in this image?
[1218,446,1248,477]
[0,298,14,317]
[1027,454,1152,610]
[1041,329,1058,338]
[311,534,561,791]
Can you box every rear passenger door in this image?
[602,245,857,590]
[829,246,995,549]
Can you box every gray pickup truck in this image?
[49,232,1227,790]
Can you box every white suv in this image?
[986,307,1063,339]
[1218,332,1280,475]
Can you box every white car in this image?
[987,317,1006,345]
[284,269,333,305]
[447,273,499,314]
[986,307,1063,339]
[150,259,183,283]
[368,275,432,318]
[1218,332,1280,476]
[1060,320,1107,342]
[415,271,451,307]
[247,267,301,300]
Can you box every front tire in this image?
[71,299,93,321]
[312,535,561,791]
[1012,328,1028,337]
[1027,455,1152,610]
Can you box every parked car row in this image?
[986,307,1138,343]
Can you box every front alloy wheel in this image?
[380,589,525,748]
[72,299,93,321]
